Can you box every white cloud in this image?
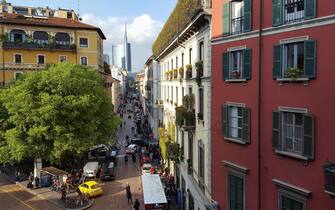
[82,14,163,72]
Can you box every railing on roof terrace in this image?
[2,42,76,51]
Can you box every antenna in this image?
[77,0,80,18]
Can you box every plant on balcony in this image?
[49,35,56,48]
[166,142,182,164]
[196,61,203,86]
[230,70,241,79]
[287,67,302,80]
[173,69,178,79]
[179,77,183,83]
[183,110,195,126]
[176,106,187,127]
[0,32,9,42]
[178,67,184,79]
[182,94,195,111]
[186,64,192,79]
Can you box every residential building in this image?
[0,2,110,90]
[111,66,127,112]
[211,0,335,210]
[153,0,215,209]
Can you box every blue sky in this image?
[9,0,177,72]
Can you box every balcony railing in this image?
[284,0,304,23]
[2,42,76,51]
[182,111,196,130]
[231,16,244,35]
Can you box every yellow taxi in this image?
[78,181,103,198]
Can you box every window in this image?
[14,71,23,80]
[81,57,88,66]
[222,105,250,144]
[59,55,67,63]
[181,53,184,67]
[14,54,22,64]
[198,88,204,120]
[189,48,193,64]
[37,55,45,64]
[67,12,73,19]
[273,40,316,80]
[171,59,174,70]
[171,86,173,103]
[79,38,88,48]
[272,110,314,159]
[228,173,244,210]
[273,0,316,26]
[223,0,251,35]
[176,87,178,105]
[181,131,185,159]
[279,194,305,210]
[189,87,192,95]
[182,87,185,98]
[223,49,252,81]
[188,133,193,167]
[176,56,178,68]
[55,32,70,45]
[199,41,204,61]
[198,140,205,192]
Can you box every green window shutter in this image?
[272,111,281,150]
[273,44,282,79]
[303,114,315,159]
[223,52,229,80]
[242,107,250,144]
[243,48,252,80]
[229,174,236,210]
[272,0,283,26]
[304,40,316,79]
[304,0,316,20]
[223,2,230,35]
[222,105,228,138]
[243,0,252,32]
[236,177,244,210]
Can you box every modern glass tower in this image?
[111,24,132,72]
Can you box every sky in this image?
[8,0,177,72]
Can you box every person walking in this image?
[133,199,140,210]
[125,183,132,203]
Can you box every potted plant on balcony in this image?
[179,67,184,79]
[173,69,178,79]
[175,106,187,127]
[287,67,302,80]
[186,64,192,79]
[230,70,241,79]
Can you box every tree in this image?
[0,63,120,163]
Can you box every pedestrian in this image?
[15,171,20,183]
[125,155,128,165]
[133,199,140,210]
[125,183,132,203]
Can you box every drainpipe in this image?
[257,0,264,210]
[2,25,5,87]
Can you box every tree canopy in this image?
[0,63,120,163]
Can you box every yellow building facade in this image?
[0,4,106,85]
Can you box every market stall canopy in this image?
[41,167,68,177]
[142,174,167,205]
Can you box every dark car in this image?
[100,162,115,181]
[130,138,148,147]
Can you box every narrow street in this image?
[92,101,144,210]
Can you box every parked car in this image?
[83,161,100,178]
[89,144,109,159]
[105,150,117,165]
[78,181,103,198]
[100,162,115,181]
[142,163,152,175]
[126,144,137,154]
[130,138,148,147]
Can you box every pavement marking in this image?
[0,187,36,210]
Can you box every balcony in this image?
[2,42,76,52]
[182,111,195,130]
[324,163,335,196]
[3,62,45,70]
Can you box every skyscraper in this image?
[111,24,132,72]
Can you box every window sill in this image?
[274,150,308,161]
[224,137,247,145]
[276,78,309,82]
[225,78,247,83]
[325,190,335,197]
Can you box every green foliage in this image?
[0,63,120,163]
[166,142,182,163]
[182,94,195,111]
[152,0,202,56]
[175,106,187,127]
[186,64,192,79]
[287,67,302,80]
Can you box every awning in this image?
[41,167,68,177]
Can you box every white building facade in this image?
[156,6,214,210]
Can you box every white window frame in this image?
[14,71,23,80]
[13,53,23,64]
[231,0,245,34]
[227,105,243,140]
[79,37,89,48]
[282,41,304,77]
[80,56,88,66]
[36,54,46,65]
[59,55,67,63]
[283,0,305,24]
[229,50,243,80]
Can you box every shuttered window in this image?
[272,0,316,26]
[222,105,250,144]
[222,0,252,35]
[280,194,305,210]
[272,110,315,160]
[228,174,244,210]
[272,40,316,80]
[222,49,252,81]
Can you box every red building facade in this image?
[211,0,335,210]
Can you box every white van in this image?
[83,161,99,178]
